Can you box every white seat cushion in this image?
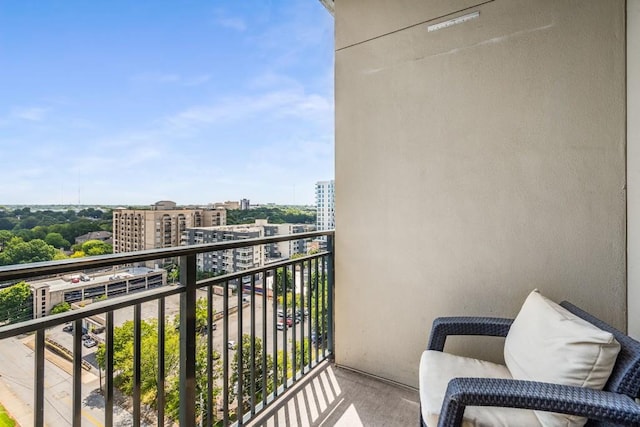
[419,350,542,427]
[504,290,621,427]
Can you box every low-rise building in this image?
[29,267,166,318]
[74,231,113,246]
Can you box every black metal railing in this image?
[0,230,334,426]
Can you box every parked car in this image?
[62,324,73,332]
[277,321,285,331]
[311,330,326,345]
[200,323,217,335]
[227,340,237,350]
[83,338,97,348]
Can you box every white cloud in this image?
[217,17,247,32]
[184,74,211,86]
[10,107,48,121]
[130,73,181,84]
[130,72,211,87]
[164,88,332,132]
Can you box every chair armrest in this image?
[438,377,640,427]
[427,317,513,351]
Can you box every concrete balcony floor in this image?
[248,361,419,427]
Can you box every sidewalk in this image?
[0,375,32,427]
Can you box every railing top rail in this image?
[0,230,334,282]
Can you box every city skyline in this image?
[0,1,334,206]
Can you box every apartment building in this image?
[182,223,264,275]
[182,219,314,275]
[263,222,315,260]
[112,200,226,254]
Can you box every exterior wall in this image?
[629,0,640,340]
[335,0,626,387]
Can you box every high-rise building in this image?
[315,180,335,233]
[112,201,226,254]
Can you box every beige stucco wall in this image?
[629,0,640,340]
[335,0,626,387]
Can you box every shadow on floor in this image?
[247,361,419,427]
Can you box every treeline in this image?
[0,207,111,248]
[0,207,113,266]
[226,206,315,225]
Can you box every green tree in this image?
[97,319,181,405]
[274,267,293,295]
[45,232,71,249]
[31,226,48,240]
[0,282,33,324]
[13,229,33,241]
[96,317,221,423]
[0,237,56,266]
[14,216,39,230]
[230,334,274,412]
[273,339,312,384]
[0,218,16,230]
[81,239,112,256]
[168,266,179,284]
[50,301,71,314]
[0,230,12,248]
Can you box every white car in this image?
[227,340,237,350]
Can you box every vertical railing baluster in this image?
[106,311,114,427]
[315,256,319,363]
[250,273,256,415]
[237,275,244,424]
[179,254,197,427]
[292,262,297,381]
[34,329,45,427]
[262,271,268,408]
[223,279,229,426]
[133,303,141,427]
[158,299,165,427]
[207,286,214,427]
[306,258,312,369]
[327,234,335,357]
[283,266,288,390]
[272,269,278,397]
[321,255,326,358]
[72,318,82,427]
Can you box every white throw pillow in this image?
[504,290,621,427]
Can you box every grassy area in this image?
[0,403,15,427]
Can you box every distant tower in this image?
[240,198,250,210]
[315,180,335,234]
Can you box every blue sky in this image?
[0,1,334,206]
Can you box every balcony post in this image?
[179,254,197,426]
[327,234,335,357]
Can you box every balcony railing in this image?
[0,230,334,426]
